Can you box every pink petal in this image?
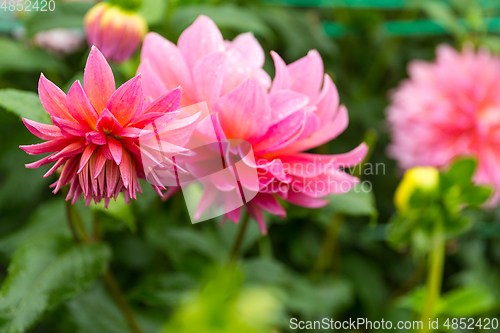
[116,127,143,139]
[194,185,219,220]
[297,111,320,139]
[106,75,143,126]
[143,87,182,115]
[106,161,119,197]
[277,105,349,155]
[193,52,226,111]
[225,206,241,223]
[332,142,369,167]
[87,153,99,196]
[84,46,116,113]
[269,90,309,126]
[94,147,106,179]
[48,140,86,161]
[78,144,97,174]
[51,116,90,137]
[20,138,74,155]
[66,80,99,128]
[255,158,291,183]
[132,111,179,129]
[150,112,201,147]
[38,74,74,121]
[140,32,195,104]
[96,108,122,134]
[136,59,168,100]
[292,143,368,170]
[44,158,66,178]
[22,118,62,140]
[253,111,305,154]
[288,50,324,101]
[218,77,271,141]
[270,51,290,93]
[119,149,132,188]
[54,157,79,194]
[314,74,339,122]
[251,193,286,218]
[247,203,267,235]
[285,191,328,208]
[177,15,225,70]
[85,131,107,145]
[107,136,123,165]
[228,32,265,68]
[221,49,263,96]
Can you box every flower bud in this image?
[394,166,439,212]
[84,2,147,63]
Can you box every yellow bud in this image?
[394,166,439,212]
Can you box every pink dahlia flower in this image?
[138,15,367,233]
[84,2,147,63]
[21,46,196,207]
[388,44,500,205]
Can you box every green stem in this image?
[420,225,446,332]
[71,205,89,242]
[311,214,344,279]
[64,199,81,243]
[103,270,144,333]
[91,213,144,333]
[63,197,144,333]
[228,210,250,263]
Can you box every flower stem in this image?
[420,225,446,332]
[63,198,144,333]
[228,209,250,263]
[71,205,89,242]
[64,200,80,243]
[102,269,145,333]
[311,213,344,279]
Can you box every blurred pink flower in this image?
[388,44,500,205]
[84,2,147,63]
[21,46,195,207]
[34,28,84,55]
[139,15,367,233]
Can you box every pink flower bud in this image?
[84,3,147,63]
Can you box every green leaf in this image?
[92,194,136,233]
[0,89,50,124]
[67,283,161,333]
[138,0,167,25]
[285,275,353,318]
[440,285,496,317]
[243,258,289,285]
[323,185,377,219]
[420,1,465,37]
[0,38,63,74]
[442,158,477,187]
[128,273,198,307]
[22,2,93,37]
[0,235,111,333]
[0,200,69,258]
[459,186,492,205]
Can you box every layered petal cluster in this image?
[139,15,367,233]
[21,46,195,207]
[84,2,147,63]
[388,45,500,205]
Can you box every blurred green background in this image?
[1,0,500,332]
